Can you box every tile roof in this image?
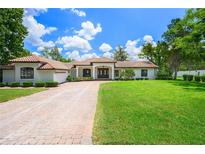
[7,55,158,70]
[72,57,116,66]
[115,61,159,68]
[10,55,69,70]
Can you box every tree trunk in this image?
[173,69,177,80]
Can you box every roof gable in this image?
[10,55,69,70]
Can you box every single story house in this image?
[1,55,158,83]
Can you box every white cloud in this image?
[66,50,98,61]
[99,43,112,52]
[103,52,113,59]
[61,8,86,17]
[81,53,99,60]
[37,46,45,52]
[70,8,86,17]
[66,50,81,60]
[32,51,40,56]
[57,35,92,53]
[143,35,157,48]
[23,8,57,51]
[24,8,47,17]
[125,39,142,60]
[58,48,63,53]
[143,35,153,43]
[75,21,102,40]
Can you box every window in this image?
[20,67,34,79]
[114,70,119,77]
[83,69,91,77]
[141,69,148,77]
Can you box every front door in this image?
[97,68,109,78]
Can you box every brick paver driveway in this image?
[0,81,106,145]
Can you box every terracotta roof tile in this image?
[10,55,69,70]
[115,61,158,68]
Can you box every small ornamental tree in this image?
[120,69,135,80]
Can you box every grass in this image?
[0,88,47,103]
[93,80,205,144]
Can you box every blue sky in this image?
[23,8,186,60]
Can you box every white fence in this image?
[177,70,205,77]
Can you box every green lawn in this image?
[93,80,205,144]
[0,88,47,103]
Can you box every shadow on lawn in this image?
[168,80,205,92]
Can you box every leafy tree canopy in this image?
[0,9,28,64]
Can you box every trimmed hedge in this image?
[45,81,58,87]
[10,82,20,87]
[187,75,193,81]
[201,76,205,82]
[76,77,93,81]
[35,81,46,87]
[156,73,172,80]
[183,74,188,81]
[0,82,6,87]
[22,81,33,87]
[194,76,201,82]
[183,74,193,81]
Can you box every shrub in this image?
[66,75,73,82]
[22,81,33,87]
[183,74,188,81]
[35,81,45,87]
[144,78,149,80]
[76,77,93,81]
[194,76,201,82]
[120,69,135,80]
[0,82,6,87]
[183,74,193,81]
[187,75,193,81]
[45,81,58,87]
[156,73,172,80]
[10,82,20,87]
[201,76,205,82]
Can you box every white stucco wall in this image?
[117,68,157,79]
[3,70,15,83]
[3,63,68,83]
[53,70,68,83]
[38,70,54,81]
[15,63,41,83]
[134,68,156,79]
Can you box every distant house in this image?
[1,55,158,83]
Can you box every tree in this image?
[0,9,28,64]
[49,47,62,61]
[41,46,72,62]
[60,57,72,62]
[178,9,205,68]
[140,43,155,63]
[41,47,51,59]
[120,69,135,80]
[162,18,188,79]
[113,45,128,61]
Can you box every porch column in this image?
[76,67,79,78]
[111,66,114,80]
[92,66,95,79]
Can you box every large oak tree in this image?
[0,9,28,65]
